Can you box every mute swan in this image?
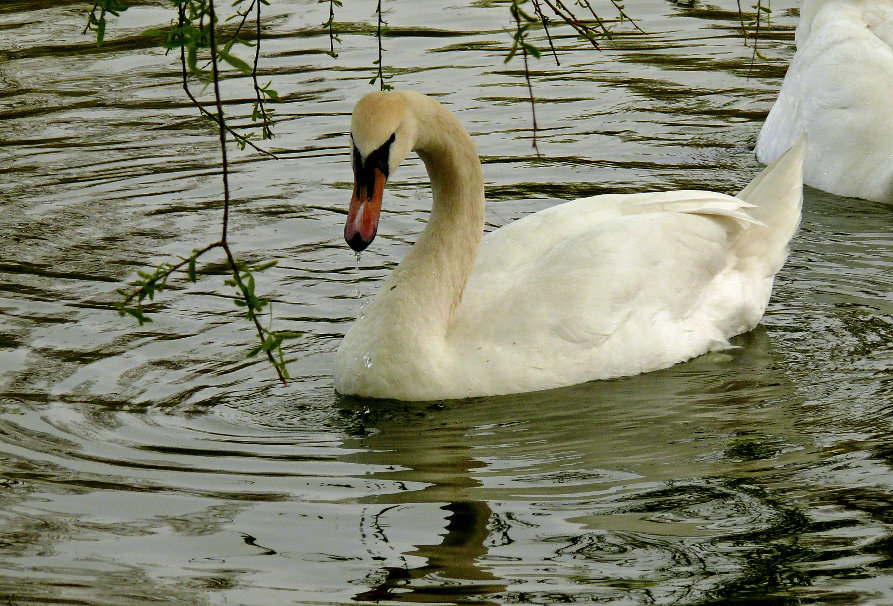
[335,91,805,401]
[755,0,893,203]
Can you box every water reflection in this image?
[330,327,827,602]
[353,502,503,604]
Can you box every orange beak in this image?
[345,166,386,252]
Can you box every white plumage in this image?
[756,0,893,203]
[336,91,805,401]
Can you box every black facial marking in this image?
[353,132,396,199]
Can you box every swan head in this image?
[345,91,416,252]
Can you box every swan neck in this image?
[397,97,485,331]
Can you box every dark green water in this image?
[0,0,891,604]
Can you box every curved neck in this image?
[382,96,485,333]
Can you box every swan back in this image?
[756,0,893,203]
[798,0,893,46]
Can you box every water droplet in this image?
[354,252,366,316]
[362,354,373,369]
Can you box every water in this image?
[1,0,891,604]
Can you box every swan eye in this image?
[353,133,396,177]
[351,137,362,173]
[354,132,397,198]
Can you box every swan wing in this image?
[449,191,765,393]
[472,190,757,274]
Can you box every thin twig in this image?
[604,0,645,33]
[575,0,611,38]
[220,242,287,384]
[177,4,276,158]
[251,0,274,139]
[220,0,275,139]
[83,4,100,35]
[110,0,288,383]
[207,0,287,385]
[531,0,560,66]
[206,6,232,241]
[511,4,540,156]
[540,0,601,49]
[117,241,222,310]
[226,0,258,44]
[178,53,277,157]
[751,0,764,63]
[736,0,749,46]
[523,47,539,157]
[328,0,337,56]
[375,0,388,90]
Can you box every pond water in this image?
[1,0,892,604]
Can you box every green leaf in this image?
[96,17,106,46]
[219,49,252,75]
[186,44,206,80]
[163,24,197,49]
[120,307,152,325]
[187,257,197,282]
[505,42,519,63]
[251,260,277,272]
[523,42,541,58]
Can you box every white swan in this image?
[335,91,805,401]
[755,0,893,203]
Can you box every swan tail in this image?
[735,135,807,274]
